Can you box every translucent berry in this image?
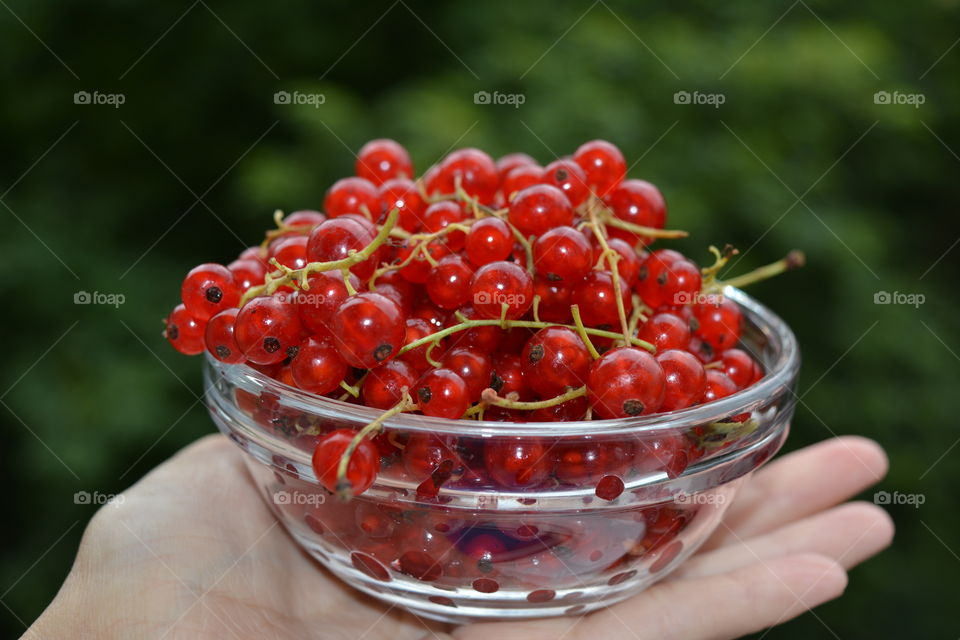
[331,292,406,369]
[181,263,241,321]
[574,140,626,197]
[234,295,304,365]
[312,429,380,494]
[587,347,665,418]
[324,176,380,219]
[508,184,574,238]
[414,369,470,419]
[165,303,205,355]
[356,138,413,185]
[290,337,348,394]
[205,308,245,363]
[521,327,591,397]
[470,261,534,320]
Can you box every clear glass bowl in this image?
[204,286,799,623]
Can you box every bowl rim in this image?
[209,286,799,437]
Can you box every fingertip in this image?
[785,552,848,604]
[834,436,889,482]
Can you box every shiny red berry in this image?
[312,429,380,494]
[574,140,626,197]
[508,184,574,238]
[587,347,665,418]
[378,177,425,231]
[542,159,589,208]
[465,217,513,266]
[470,260,534,320]
[324,176,380,218]
[290,337,348,394]
[165,303,205,355]
[603,179,667,246]
[181,263,241,321]
[356,138,413,185]
[484,438,551,488]
[656,349,706,412]
[693,298,743,351]
[521,327,591,397]
[362,359,418,409]
[638,312,691,352]
[234,295,304,365]
[533,226,593,282]
[571,270,630,327]
[331,292,406,369]
[414,368,470,419]
[205,308,245,363]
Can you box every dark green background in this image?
[1,1,956,637]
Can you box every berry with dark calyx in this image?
[603,179,667,246]
[587,347,665,419]
[324,176,380,219]
[533,226,593,283]
[692,298,743,351]
[442,348,493,402]
[227,259,266,291]
[362,360,418,409]
[306,217,379,280]
[235,294,304,365]
[496,152,537,180]
[331,292,406,369]
[432,148,498,204]
[571,270,630,327]
[521,327,590,397]
[656,349,706,412]
[414,368,470,419]
[290,337,348,395]
[205,308,245,363]
[508,184,574,238]
[574,140,626,197]
[720,348,762,389]
[378,177,425,231]
[638,312,691,352]
[357,139,413,185]
[470,260,534,320]
[465,217,514,266]
[296,270,359,337]
[484,438,551,489]
[423,201,468,251]
[636,253,701,309]
[542,159,589,208]
[312,429,380,495]
[687,336,716,364]
[165,303,205,355]
[181,263,241,321]
[491,352,527,399]
[426,253,475,310]
[501,164,544,200]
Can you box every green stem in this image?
[335,394,413,500]
[481,385,586,410]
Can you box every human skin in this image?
[26,435,892,640]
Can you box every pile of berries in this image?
[165,139,800,499]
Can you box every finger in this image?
[676,501,894,579]
[588,553,847,640]
[704,436,888,549]
[453,554,847,640]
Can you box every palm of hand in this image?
[31,435,891,640]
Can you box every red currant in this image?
[692,298,742,351]
[414,368,470,419]
[542,159,589,208]
[465,217,513,266]
[234,295,304,365]
[331,292,405,369]
[432,148,498,204]
[638,312,691,352]
[423,201,467,251]
[312,429,380,494]
[603,179,667,246]
[636,254,701,309]
[508,184,573,238]
[205,308,245,363]
[362,359,418,409]
[587,347,665,418]
[484,438,551,488]
[571,270,630,327]
[501,164,544,199]
[720,348,762,389]
[306,217,379,281]
[356,138,413,185]
[573,140,626,197]
[378,177,425,231]
[324,176,380,219]
[470,260,534,320]
[165,303,205,355]
[442,348,493,401]
[532,226,593,282]
[290,337,348,394]
[656,349,706,412]
[181,263,241,321]
[521,327,591,397]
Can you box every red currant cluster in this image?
[165,139,801,498]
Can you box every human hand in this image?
[27,435,891,640]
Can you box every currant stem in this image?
[240,209,400,306]
[480,385,586,410]
[335,393,414,501]
[587,204,631,344]
[600,213,689,239]
[396,316,656,356]
[717,250,806,291]
[570,305,601,359]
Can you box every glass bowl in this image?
[204,286,799,623]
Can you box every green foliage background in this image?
[1,1,957,636]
